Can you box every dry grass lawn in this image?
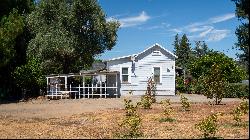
[0,100,248,139]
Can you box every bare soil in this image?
[0,94,248,139]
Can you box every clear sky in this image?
[97,0,241,61]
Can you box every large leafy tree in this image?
[0,0,34,99]
[27,0,119,74]
[190,52,246,104]
[12,0,119,97]
[232,0,249,72]
[190,52,246,83]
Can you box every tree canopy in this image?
[232,0,249,71]
[190,52,246,83]
[27,0,120,74]
[173,34,193,69]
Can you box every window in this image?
[122,67,129,83]
[154,67,161,83]
[152,50,161,56]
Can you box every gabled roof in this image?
[106,43,177,61]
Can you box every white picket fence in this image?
[46,82,118,99]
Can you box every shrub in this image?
[180,94,190,111]
[139,76,157,109]
[124,98,140,116]
[224,83,249,99]
[145,76,156,103]
[161,99,173,117]
[176,76,186,93]
[232,100,249,126]
[117,98,143,138]
[192,80,204,94]
[118,115,143,138]
[195,113,221,139]
[140,95,153,109]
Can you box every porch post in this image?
[115,73,118,98]
[46,77,49,94]
[65,76,67,91]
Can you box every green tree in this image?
[173,33,180,59]
[232,0,249,72]
[27,0,120,75]
[193,41,211,58]
[190,52,246,104]
[13,57,45,98]
[174,34,193,69]
[190,52,246,83]
[0,0,35,99]
[0,9,24,68]
[200,64,229,104]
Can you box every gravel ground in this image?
[0,94,245,119]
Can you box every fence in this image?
[46,82,118,99]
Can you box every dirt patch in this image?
[0,96,248,139]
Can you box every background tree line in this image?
[173,0,249,100]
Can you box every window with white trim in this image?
[122,67,129,83]
[153,67,161,83]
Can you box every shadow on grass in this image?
[222,121,249,128]
[0,99,20,105]
[200,136,224,139]
[158,117,176,123]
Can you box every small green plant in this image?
[195,113,221,139]
[139,76,157,109]
[140,95,153,109]
[124,98,140,116]
[232,100,249,126]
[158,99,175,123]
[115,97,143,138]
[145,76,157,103]
[161,99,173,116]
[239,99,249,114]
[118,114,143,138]
[180,94,190,111]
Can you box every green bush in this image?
[176,76,186,93]
[180,94,190,111]
[195,113,221,139]
[192,81,204,94]
[161,99,173,117]
[232,100,249,126]
[116,98,143,138]
[118,115,143,138]
[140,95,153,109]
[124,99,140,116]
[224,83,249,99]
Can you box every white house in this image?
[106,43,177,96]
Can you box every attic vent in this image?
[152,50,161,56]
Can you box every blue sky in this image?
[97,0,241,61]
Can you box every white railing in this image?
[46,82,118,99]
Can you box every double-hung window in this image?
[122,67,129,83]
[153,67,161,84]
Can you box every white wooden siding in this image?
[107,45,175,96]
